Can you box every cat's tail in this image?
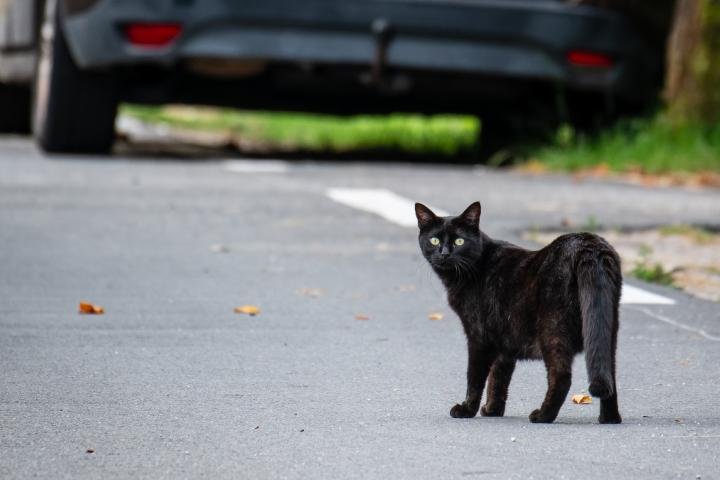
[577,249,621,399]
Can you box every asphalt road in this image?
[1,137,719,479]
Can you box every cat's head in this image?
[414,202,482,272]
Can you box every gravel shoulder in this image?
[528,227,720,302]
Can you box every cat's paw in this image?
[480,403,505,417]
[450,403,477,418]
[598,412,622,424]
[529,408,556,424]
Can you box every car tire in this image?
[0,85,32,133]
[33,0,118,154]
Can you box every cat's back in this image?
[531,232,620,281]
[540,232,618,260]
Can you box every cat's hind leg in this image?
[480,355,516,417]
[530,345,573,424]
[599,384,621,424]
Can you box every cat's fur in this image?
[415,201,621,424]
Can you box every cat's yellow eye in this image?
[454,238,465,246]
[430,237,440,246]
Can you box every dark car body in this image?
[0,0,663,152]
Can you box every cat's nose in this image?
[440,245,450,256]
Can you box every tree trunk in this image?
[664,0,720,124]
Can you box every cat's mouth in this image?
[430,257,455,271]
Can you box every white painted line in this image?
[326,187,448,228]
[223,160,289,174]
[630,306,720,341]
[326,187,677,306]
[620,284,675,305]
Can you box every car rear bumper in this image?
[61,0,658,97]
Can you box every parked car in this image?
[0,0,664,154]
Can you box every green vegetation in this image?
[630,244,675,286]
[121,104,480,156]
[122,105,720,173]
[660,224,715,242]
[580,215,601,233]
[531,118,720,173]
[631,262,676,286]
[658,224,715,243]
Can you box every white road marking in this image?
[326,188,448,228]
[630,306,720,341]
[326,187,678,306]
[223,160,289,173]
[620,284,675,305]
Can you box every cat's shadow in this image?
[464,416,609,426]
[442,415,720,428]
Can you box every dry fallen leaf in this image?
[355,314,369,321]
[78,301,104,315]
[428,312,444,321]
[571,394,592,405]
[296,287,325,298]
[234,305,260,316]
[516,159,548,174]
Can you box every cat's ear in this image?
[415,203,438,229]
[459,201,481,229]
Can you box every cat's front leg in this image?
[450,344,495,418]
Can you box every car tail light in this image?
[567,50,613,68]
[125,23,183,48]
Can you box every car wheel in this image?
[0,85,32,133]
[33,0,118,154]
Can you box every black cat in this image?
[415,201,622,424]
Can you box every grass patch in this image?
[121,104,480,156]
[630,262,676,286]
[530,118,720,173]
[630,244,675,287]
